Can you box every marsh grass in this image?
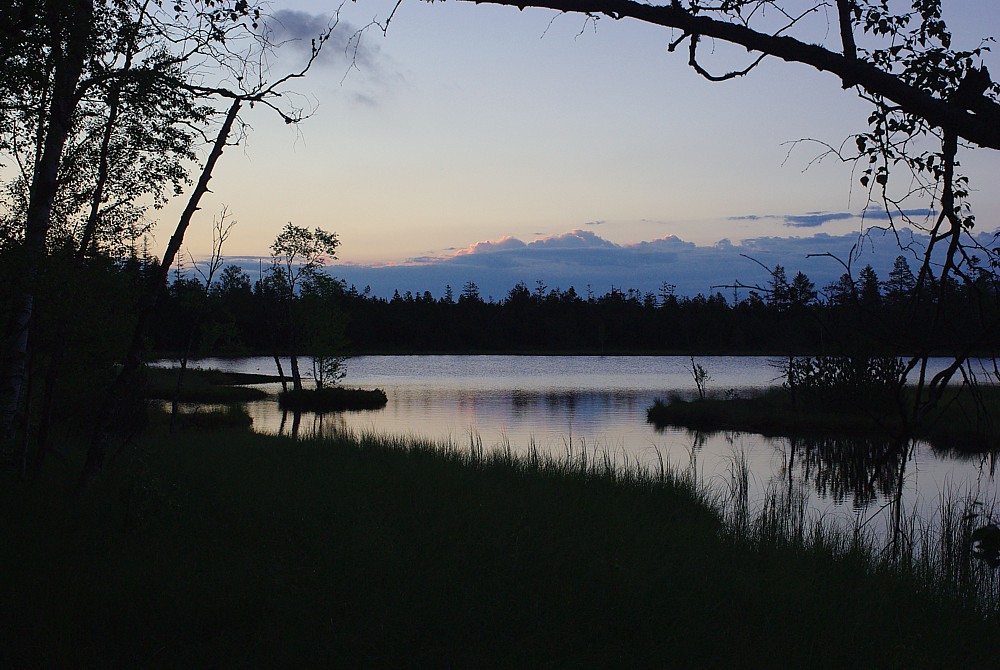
[143,366,268,402]
[3,425,1000,667]
[148,402,253,429]
[718,448,1000,617]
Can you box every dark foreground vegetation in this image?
[2,421,999,667]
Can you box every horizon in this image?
[186,224,969,301]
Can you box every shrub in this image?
[781,355,905,410]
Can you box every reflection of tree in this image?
[277,408,352,440]
[782,436,909,510]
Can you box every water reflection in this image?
[177,355,997,535]
[784,435,910,510]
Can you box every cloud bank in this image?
[314,227,958,301]
[728,208,936,229]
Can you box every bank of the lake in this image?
[3,423,999,667]
[145,366,388,411]
[163,355,1000,530]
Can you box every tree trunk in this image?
[170,356,190,433]
[36,15,142,468]
[273,355,288,394]
[0,0,94,441]
[289,353,303,392]
[80,99,242,490]
[171,309,209,432]
[286,298,303,391]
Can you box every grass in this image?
[648,385,1000,452]
[277,386,388,411]
[2,424,999,667]
[148,402,254,429]
[143,366,270,402]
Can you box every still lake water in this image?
[174,355,999,530]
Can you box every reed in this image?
[717,446,1000,617]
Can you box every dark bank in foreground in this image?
[2,417,999,667]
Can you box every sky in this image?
[163,0,1000,298]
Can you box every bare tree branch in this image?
[443,0,1000,150]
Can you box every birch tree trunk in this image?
[0,0,94,441]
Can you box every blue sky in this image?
[163,0,1000,297]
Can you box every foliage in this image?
[689,356,711,400]
[268,223,340,292]
[781,354,906,410]
[300,273,350,390]
[266,223,344,391]
[0,0,340,472]
[311,354,348,390]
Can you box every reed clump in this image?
[717,449,1000,617]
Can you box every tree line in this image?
[147,253,1000,357]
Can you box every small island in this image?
[278,386,388,412]
[647,356,1000,453]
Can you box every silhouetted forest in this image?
[146,254,1000,356]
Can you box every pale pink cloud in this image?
[453,236,528,256]
[528,229,619,249]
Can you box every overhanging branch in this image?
[449,0,1000,150]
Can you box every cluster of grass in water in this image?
[715,449,1000,616]
[3,421,1000,666]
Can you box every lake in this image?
[169,354,999,532]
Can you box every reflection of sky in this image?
[171,355,999,539]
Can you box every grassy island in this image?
[649,355,1000,453]
[647,385,1000,453]
[278,386,389,411]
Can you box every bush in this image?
[781,355,905,410]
